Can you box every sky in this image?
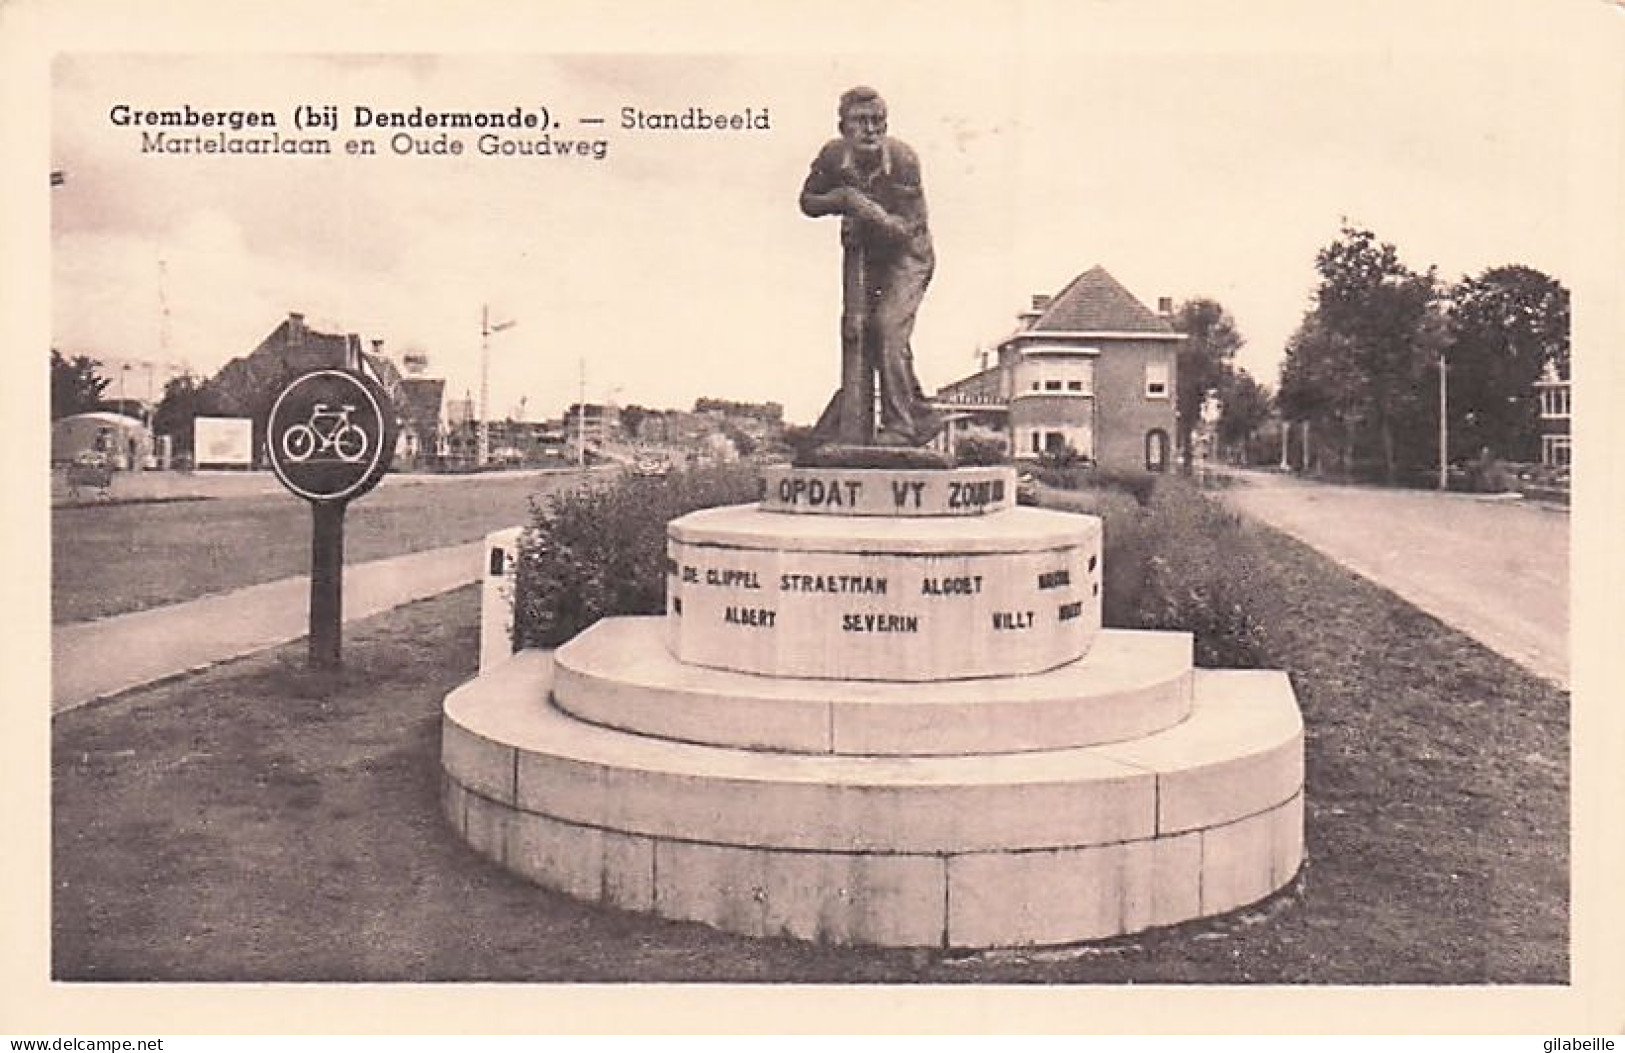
[46,6,1595,426]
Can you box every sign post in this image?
[266,368,397,670]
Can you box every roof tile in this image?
[1030,266,1174,334]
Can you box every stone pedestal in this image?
[441,464,1305,948]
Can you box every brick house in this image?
[1533,359,1571,468]
[200,312,407,465]
[934,266,1183,472]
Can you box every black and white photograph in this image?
[5,0,1623,1038]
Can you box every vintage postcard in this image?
[5,0,1623,1038]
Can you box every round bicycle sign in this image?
[267,369,396,503]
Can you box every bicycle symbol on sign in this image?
[280,402,370,464]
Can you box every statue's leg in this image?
[872,255,942,444]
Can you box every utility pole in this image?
[479,304,517,467]
[1437,352,1449,491]
[576,359,587,468]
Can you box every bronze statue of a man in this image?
[801,87,942,447]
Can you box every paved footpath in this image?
[51,541,483,715]
[1211,469,1569,689]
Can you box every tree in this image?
[1285,224,1448,482]
[1216,369,1273,463]
[1277,315,1366,475]
[51,349,109,420]
[720,423,758,458]
[1442,265,1570,462]
[153,373,231,459]
[618,404,650,440]
[1172,299,1244,470]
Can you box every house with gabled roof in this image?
[934,265,1184,472]
[198,312,409,467]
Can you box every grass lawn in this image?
[50,472,588,624]
[51,484,1569,984]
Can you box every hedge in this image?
[513,464,1266,668]
[512,466,761,649]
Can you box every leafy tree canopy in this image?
[51,349,109,420]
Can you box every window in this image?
[1044,380,1063,392]
[1045,431,1067,454]
[1067,380,1083,391]
[1145,362,1170,399]
[1542,434,1572,467]
[1031,381,1041,391]
[1539,385,1571,419]
[1031,431,1041,454]
[1146,429,1170,472]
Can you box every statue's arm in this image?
[800,141,851,218]
[800,184,856,218]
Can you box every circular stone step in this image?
[552,616,1194,755]
[666,504,1103,681]
[441,650,1305,948]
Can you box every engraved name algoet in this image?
[920,574,983,596]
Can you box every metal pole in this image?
[479,305,490,467]
[577,359,586,468]
[309,501,345,669]
[1438,353,1448,491]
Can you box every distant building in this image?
[395,375,447,463]
[1534,360,1571,468]
[934,266,1183,471]
[563,402,621,447]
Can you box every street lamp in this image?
[479,305,517,467]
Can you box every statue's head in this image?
[837,86,887,159]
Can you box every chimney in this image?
[371,339,385,356]
[1157,297,1174,315]
[1017,292,1051,330]
[287,312,305,346]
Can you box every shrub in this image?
[1031,464,1161,506]
[1129,479,1269,668]
[1466,451,1513,494]
[513,465,761,649]
[1043,476,1267,667]
[953,428,1010,466]
[1035,443,1087,470]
